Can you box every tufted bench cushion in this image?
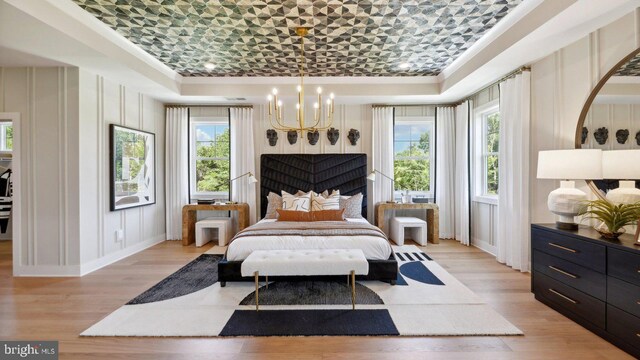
[240,249,369,277]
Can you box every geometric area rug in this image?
[81,245,522,337]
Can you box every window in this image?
[0,122,12,152]
[483,112,500,195]
[473,101,500,201]
[394,119,434,199]
[190,119,230,199]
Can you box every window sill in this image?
[473,195,498,206]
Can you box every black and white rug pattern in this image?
[81,245,522,337]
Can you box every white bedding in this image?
[226,218,392,261]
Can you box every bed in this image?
[217,154,399,286]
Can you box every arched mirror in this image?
[575,48,640,200]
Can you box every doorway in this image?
[0,112,19,275]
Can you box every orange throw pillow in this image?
[312,209,345,221]
[276,209,313,221]
[276,209,345,221]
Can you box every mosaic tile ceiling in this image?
[615,53,640,76]
[73,0,522,77]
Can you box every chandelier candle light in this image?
[267,27,335,134]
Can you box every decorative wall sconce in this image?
[594,127,608,145]
[327,127,340,145]
[616,129,629,144]
[636,130,640,146]
[581,127,588,144]
[348,128,360,145]
[266,129,278,146]
[307,130,319,145]
[287,130,298,145]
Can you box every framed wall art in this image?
[109,124,156,211]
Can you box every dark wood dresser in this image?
[532,224,640,358]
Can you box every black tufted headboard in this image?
[260,154,368,218]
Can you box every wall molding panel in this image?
[0,67,81,270]
[253,103,372,220]
[0,66,166,276]
[79,70,166,275]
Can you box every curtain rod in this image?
[456,66,531,105]
[164,104,253,108]
[372,66,531,108]
[371,103,457,108]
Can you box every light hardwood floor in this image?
[0,239,633,360]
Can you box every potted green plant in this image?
[578,199,640,239]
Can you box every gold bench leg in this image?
[351,270,356,310]
[254,271,259,311]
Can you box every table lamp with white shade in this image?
[602,150,640,205]
[537,149,603,230]
[602,150,640,246]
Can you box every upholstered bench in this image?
[240,249,369,310]
[390,217,427,246]
[195,218,232,247]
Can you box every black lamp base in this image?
[556,221,578,231]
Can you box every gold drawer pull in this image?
[548,242,577,253]
[549,288,578,304]
[548,265,578,279]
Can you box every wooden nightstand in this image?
[375,202,439,244]
[182,203,250,246]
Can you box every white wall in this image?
[0,67,81,274]
[78,70,165,272]
[530,10,640,224]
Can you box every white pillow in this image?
[281,190,311,211]
[311,190,340,211]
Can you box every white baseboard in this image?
[80,234,166,276]
[471,237,497,256]
[13,234,166,277]
[14,264,81,277]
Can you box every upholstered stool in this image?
[390,217,427,246]
[241,249,369,310]
[195,218,232,247]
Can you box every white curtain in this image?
[230,107,257,225]
[435,107,456,239]
[371,106,394,217]
[454,101,471,245]
[497,72,531,272]
[165,107,190,240]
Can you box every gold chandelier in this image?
[267,27,335,134]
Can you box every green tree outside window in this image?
[195,126,230,193]
[394,123,432,192]
[485,112,499,195]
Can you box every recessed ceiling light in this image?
[204,63,215,70]
[399,63,411,69]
